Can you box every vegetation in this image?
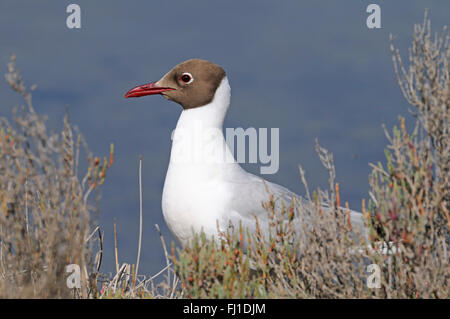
[0,56,113,298]
[0,12,448,298]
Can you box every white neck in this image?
[176,77,230,129]
[169,77,236,165]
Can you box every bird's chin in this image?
[161,93,175,102]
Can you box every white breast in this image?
[161,78,239,245]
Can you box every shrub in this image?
[0,56,113,298]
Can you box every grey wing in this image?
[224,170,367,239]
[224,171,299,231]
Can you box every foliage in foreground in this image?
[0,56,113,298]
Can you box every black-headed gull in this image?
[125,59,366,246]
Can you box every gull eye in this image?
[179,72,194,84]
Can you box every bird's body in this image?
[125,59,366,246]
[161,77,297,244]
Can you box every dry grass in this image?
[0,11,448,298]
[0,56,113,298]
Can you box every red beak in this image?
[124,82,174,98]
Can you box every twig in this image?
[112,263,128,292]
[96,228,103,273]
[298,164,311,202]
[114,218,119,274]
[135,262,173,290]
[135,155,143,283]
[85,225,100,243]
[25,179,29,234]
[155,224,171,292]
